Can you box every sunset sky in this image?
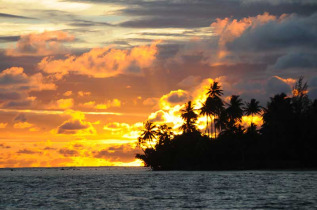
[0,0,317,167]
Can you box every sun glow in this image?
[241,115,263,128]
[1,0,312,169]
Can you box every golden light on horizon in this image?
[1,1,313,168]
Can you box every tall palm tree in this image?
[199,101,210,136]
[138,121,156,150]
[207,81,223,98]
[215,109,228,134]
[180,101,198,133]
[226,95,244,124]
[243,98,262,127]
[202,82,224,139]
[206,96,224,139]
[292,76,309,114]
[156,124,173,147]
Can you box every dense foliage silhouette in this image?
[136,77,317,170]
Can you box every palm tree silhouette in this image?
[180,101,198,133]
[261,93,292,135]
[205,81,224,139]
[215,110,228,134]
[244,98,262,127]
[292,76,309,114]
[207,96,224,138]
[226,95,244,124]
[199,101,210,136]
[138,121,156,150]
[156,124,173,146]
[207,81,223,98]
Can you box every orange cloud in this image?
[144,78,228,132]
[56,110,96,135]
[273,76,296,87]
[102,121,145,141]
[38,41,160,78]
[0,143,10,149]
[103,122,130,130]
[57,119,96,135]
[13,122,33,129]
[159,89,191,110]
[0,122,8,128]
[103,122,130,136]
[59,148,80,157]
[148,110,168,123]
[63,91,72,97]
[95,99,121,110]
[77,91,91,97]
[6,31,74,57]
[211,12,277,47]
[80,99,121,110]
[92,144,140,162]
[0,67,56,99]
[80,101,96,108]
[211,12,282,59]
[0,67,55,90]
[48,98,74,110]
[12,121,40,131]
[17,149,42,155]
[143,97,159,106]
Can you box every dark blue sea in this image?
[0,167,316,209]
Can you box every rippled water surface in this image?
[0,167,316,209]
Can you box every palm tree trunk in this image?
[149,139,155,150]
[209,115,212,138]
[214,116,217,139]
[205,115,209,137]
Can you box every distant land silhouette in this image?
[136,77,317,170]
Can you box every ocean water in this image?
[0,167,316,209]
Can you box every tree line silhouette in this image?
[136,77,317,170]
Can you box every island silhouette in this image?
[136,77,317,170]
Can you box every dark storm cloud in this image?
[218,12,317,77]
[156,43,181,60]
[27,9,112,29]
[71,0,317,18]
[3,100,33,108]
[0,36,20,43]
[0,52,43,74]
[272,52,317,70]
[308,77,317,99]
[0,71,28,86]
[0,92,22,100]
[0,13,36,20]
[68,0,317,28]
[119,17,211,28]
[309,77,317,87]
[68,19,113,27]
[308,88,317,99]
[265,77,291,96]
[227,13,317,52]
